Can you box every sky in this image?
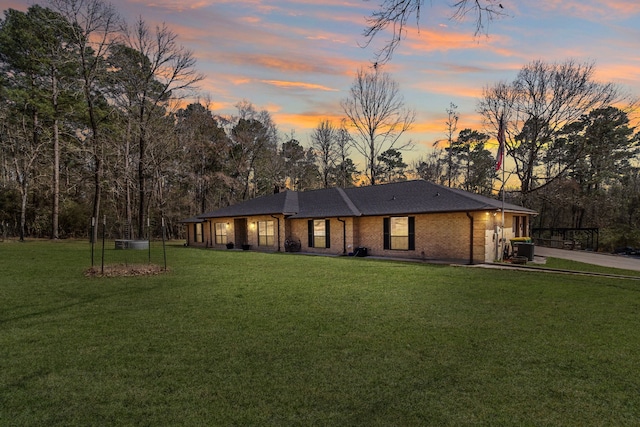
[4,0,640,163]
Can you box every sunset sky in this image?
[5,0,640,162]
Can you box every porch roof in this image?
[198,190,298,219]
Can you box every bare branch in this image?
[341,68,415,185]
[362,0,505,63]
[478,59,627,205]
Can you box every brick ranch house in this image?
[182,180,536,264]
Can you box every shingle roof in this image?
[181,215,205,223]
[292,188,362,218]
[198,190,298,219]
[340,180,536,216]
[191,180,536,221]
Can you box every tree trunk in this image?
[85,84,102,243]
[138,135,145,239]
[52,70,60,239]
[92,153,102,242]
[19,180,28,242]
[52,117,60,239]
[137,103,146,239]
[125,118,132,239]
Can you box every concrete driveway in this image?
[534,246,640,272]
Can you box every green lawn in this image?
[2,240,640,426]
[540,256,640,277]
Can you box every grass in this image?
[541,256,640,277]
[2,240,640,425]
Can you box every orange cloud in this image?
[411,121,450,135]
[240,16,262,24]
[596,63,640,87]
[273,111,346,132]
[260,80,338,92]
[203,50,364,80]
[400,26,511,56]
[410,79,485,100]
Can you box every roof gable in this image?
[289,188,361,218]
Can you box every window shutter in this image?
[383,217,390,250]
[308,220,313,247]
[325,219,331,248]
[408,217,415,250]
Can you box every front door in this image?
[234,218,248,245]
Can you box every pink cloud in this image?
[261,80,338,92]
[400,26,513,57]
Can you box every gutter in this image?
[337,217,347,254]
[271,215,281,252]
[466,212,474,265]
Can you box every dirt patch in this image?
[85,264,168,277]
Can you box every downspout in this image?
[208,220,212,248]
[337,217,346,254]
[271,215,281,252]
[466,212,474,265]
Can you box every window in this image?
[307,219,330,248]
[258,220,275,246]
[194,223,203,243]
[513,215,527,237]
[214,223,227,244]
[390,217,409,250]
[383,217,415,250]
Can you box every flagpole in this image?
[496,113,506,260]
[501,144,505,260]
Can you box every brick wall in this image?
[355,212,498,263]
[191,211,525,263]
[184,222,206,247]
[286,217,356,255]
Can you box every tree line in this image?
[0,1,408,241]
[1,1,639,250]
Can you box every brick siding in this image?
[186,211,523,263]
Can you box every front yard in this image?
[2,240,640,425]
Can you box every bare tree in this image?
[110,18,204,237]
[444,102,459,187]
[49,0,122,241]
[341,68,415,185]
[478,59,626,206]
[310,119,338,188]
[0,108,47,241]
[363,0,505,63]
